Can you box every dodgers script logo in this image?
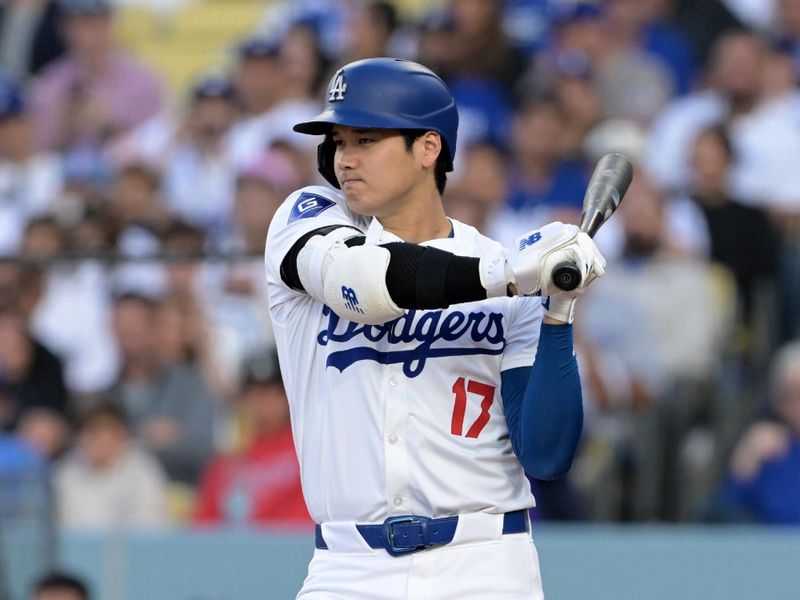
[317,306,506,378]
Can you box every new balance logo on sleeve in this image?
[342,286,365,314]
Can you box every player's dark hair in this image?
[33,572,90,600]
[402,130,448,195]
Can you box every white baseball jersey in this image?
[265,186,542,524]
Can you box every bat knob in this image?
[552,262,582,292]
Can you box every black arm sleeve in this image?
[279,228,491,308]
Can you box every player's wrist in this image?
[542,295,576,324]
[479,249,515,298]
[542,314,568,325]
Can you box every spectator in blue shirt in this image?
[603,0,697,95]
[508,94,589,214]
[716,341,800,524]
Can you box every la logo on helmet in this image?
[328,70,347,102]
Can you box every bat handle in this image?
[550,209,601,293]
[552,262,582,292]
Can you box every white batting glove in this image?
[479,222,580,297]
[540,232,606,323]
[507,222,582,295]
[479,222,606,323]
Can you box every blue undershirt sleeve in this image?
[501,323,583,480]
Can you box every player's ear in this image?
[419,132,442,169]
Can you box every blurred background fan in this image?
[0,0,799,598]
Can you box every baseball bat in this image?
[551,153,634,292]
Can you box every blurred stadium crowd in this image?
[1,0,800,556]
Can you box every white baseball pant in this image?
[297,511,544,599]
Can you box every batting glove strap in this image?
[479,248,515,298]
[542,295,577,324]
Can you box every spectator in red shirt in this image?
[193,349,312,529]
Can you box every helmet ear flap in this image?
[317,137,340,189]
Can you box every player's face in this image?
[330,126,427,217]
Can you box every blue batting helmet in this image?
[293,57,459,189]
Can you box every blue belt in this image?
[315,509,529,557]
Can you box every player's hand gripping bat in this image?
[551,153,634,292]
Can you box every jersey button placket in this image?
[384,366,409,514]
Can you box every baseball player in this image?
[264,58,605,599]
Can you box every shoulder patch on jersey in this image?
[288,192,336,224]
